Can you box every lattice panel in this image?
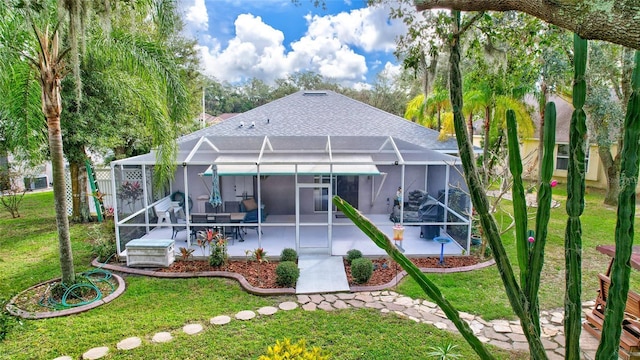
[124,169,143,182]
[64,170,72,215]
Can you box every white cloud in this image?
[199,14,289,83]
[382,61,402,79]
[305,4,404,53]
[195,4,406,88]
[184,0,208,31]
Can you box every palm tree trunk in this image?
[468,113,474,138]
[46,111,76,284]
[39,30,76,284]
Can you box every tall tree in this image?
[0,1,78,283]
[0,0,190,283]
[585,43,635,205]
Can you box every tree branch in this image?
[458,11,484,35]
[414,0,640,50]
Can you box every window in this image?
[313,175,331,212]
[556,144,569,170]
[556,144,589,171]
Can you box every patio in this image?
[136,214,465,258]
[110,92,474,258]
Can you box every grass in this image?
[396,184,640,320]
[0,192,520,359]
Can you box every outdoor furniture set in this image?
[583,245,640,360]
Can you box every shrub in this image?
[280,248,298,262]
[346,249,362,264]
[276,261,300,287]
[90,220,117,262]
[259,338,329,360]
[209,237,229,267]
[351,257,373,284]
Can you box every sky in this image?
[179,0,409,89]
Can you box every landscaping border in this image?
[6,274,126,319]
[92,258,296,295]
[350,258,496,292]
[92,257,496,295]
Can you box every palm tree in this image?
[425,87,451,131]
[404,86,451,130]
[0,0,190,284]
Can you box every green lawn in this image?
[0,192,519,359]
[396,185,640,320]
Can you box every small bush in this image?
[346,249,362,264]
[351,258,373,284]
[90,220,117,262]
[280,248,298,262]
[259,338,329,360]
[276,261,300,287]
[209,238,229,267]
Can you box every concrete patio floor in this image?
[135,213,466,259]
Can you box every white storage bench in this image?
[125,239,175,267]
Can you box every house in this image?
[200,113,240,126]
[0,153,52,192]
[519,94,640,193]
[110,90,473,258]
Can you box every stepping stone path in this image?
[56,291,601,359]
[183,323,203,335]
[82,346,109,360]
[257,306,278,315]
[152,332,173,343]
[210,315,232,325]
[296,291,600,359]
[116,336,141,350]
[235,310,256,320]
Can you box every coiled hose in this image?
[39,255,116,309]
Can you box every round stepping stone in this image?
[82,346,109,360]
[117,337,141,350]
[152,332,173,343]
[279,301,298,311]
[210,315,232,325]
[257,306,278,316]
[235,310,256,320]
[183,323,203,335]
[53,357,73,360]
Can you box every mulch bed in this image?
[159,256,481,289]
[345,257,480,287]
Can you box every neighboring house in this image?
[205,113,239,126]
[0,153,52,192]
[520,94,640,193]
[111,90,473,258]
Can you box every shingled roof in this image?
[180,90,458,153]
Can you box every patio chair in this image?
[224,201,240,213]
[205,202,221,214]
[191,213,210,240]
[214,214,235,245]
[241,204,267,236]
[169,209,187,239]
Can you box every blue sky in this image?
[179,0,408,88]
